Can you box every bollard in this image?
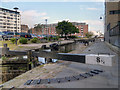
[57,79,60,83]
[65,77,70,81]
[25,80,33,85]
[79,74,87,78]
[73,76,79,80]
[4,43,7,48]
[90,70,99,74]
[85,72,94,76]
[37,79,41,84]
[48,79,50,84]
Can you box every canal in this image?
[1,41,86,83]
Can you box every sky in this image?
[0,0,105,33]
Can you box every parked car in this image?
[2,32,20,40]
[0,32,5,40]
[19,33,32,40]
[37,35,44,39]
[30,34,38,38]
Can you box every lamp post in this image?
[13,7,19,45]
[45,19,47,35]
[45,19,48,40]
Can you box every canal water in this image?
[38,42,84,64]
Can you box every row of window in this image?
[109,10,120,15]
[0,26,20,29]
[0,20,20,23]
[0,9,20,14]
[0,16,20,20]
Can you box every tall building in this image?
[104,0,120,47]
[0,7,21,32]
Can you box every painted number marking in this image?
[96,57,105,64]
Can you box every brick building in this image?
[21,24,29,33]
[29,22,88,37]
[71,22,88,37]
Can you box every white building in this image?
[90,30,104,37]
[0,7,21,32]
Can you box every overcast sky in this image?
[0,0,105,33]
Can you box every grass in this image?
[0,40,21,50]
[0,40,41,50]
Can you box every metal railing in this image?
[109,24,120,36]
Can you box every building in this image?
[104,0,120,47]
[71,22,88,37]
[21,24,29,33]
[90,30,104,37]
[31,22,88,37]
[0,7,21,32]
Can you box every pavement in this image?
[1,40,119,89]
[47,40,119,88]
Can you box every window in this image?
[109,10,120,14]
[7,17,11,19]
[7,23,11,25]
[81,27,83,29]
[3,26,6,28]
[107,23,110,31]
[3,23,6,25]
[3,13,6,15]
[3,16,6,18]
[118,21,120,25]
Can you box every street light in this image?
[13,7,19,45]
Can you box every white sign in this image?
[86,54,115,66]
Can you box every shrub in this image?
[19,37,28,44]
[56,36,59,40]
[10,38,16,44]
[68,36,78,39]
[1,56,8,60]
[31,37,38,43]
[44,37,47,40]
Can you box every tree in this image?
[85,32,94,38]
[69,25,79,36]
[56,21,79,37]
[34,24,42,34]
